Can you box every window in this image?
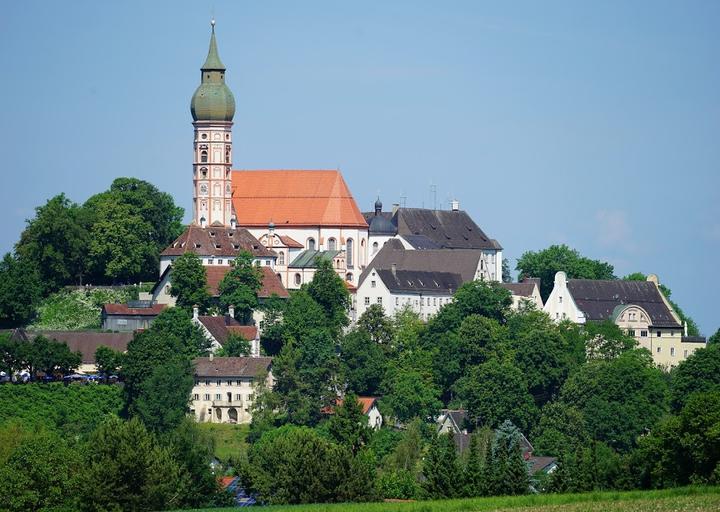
[657,331,662,337]
[641,330,648,337]
[433,298,437,306]
[364,297,370,305]
[208,258,214,265]
[205,380,210,386]
[225,150,230,163]
[278,251,285,265]
[200,150,208,163]
[215,394,221,400]
[346,273,353,281]
[628,330,636,337]
[371,280,376,288]
[235,394,242,401]
[670,347,675,357]
[657,347,661,353]
[328,238,337,251]
[377,297,382,305]
[396,297,399,306]
[559,296,563,303]
[226,380,232,386]
[217,259,223,265]
[193,394,199,400]
[117,319,127,326]
[204,394,210,401]
[294,273,301,285]
[372,241,379,254]
[216,380,220,386]
[307,238,316,250]
[346,238,353,267]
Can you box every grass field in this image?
[186,486,720,512]
[197,423,249,461]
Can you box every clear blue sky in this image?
[1,1,717,335]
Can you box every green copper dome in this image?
[191,22,236,122]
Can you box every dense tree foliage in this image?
[0,334,81,380]
[218,251,262,324]
[669,343,720,411]
[0,253,42,327]
[516,244,616,300]
[216,332,251,357]
[170,252,210,311]
[307,258,351,334]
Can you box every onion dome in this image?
[190,20,236,122]
[374,197,383,214]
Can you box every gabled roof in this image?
[193,356,272,378]
[231,170,368,228]
[277,235,304,249]
[500,282,537,298]
[289,250,340,268]
[205,265,289,299]
[323,396,379,415]
[228,325,259,341]
[400,234,442,250]
[197,315,242,345]
[375,268,464,295]
[102,303,167,316]
[438,409,468,432]
[12,330,133,364]
[528,456,558,475]
[567,279,681,328]
[161,226,275,258]
[395,208,499,250]
[360,246,482,284]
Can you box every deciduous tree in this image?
[170,252,210,311]
[218,251,262,324]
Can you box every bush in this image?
[30,287,137,330]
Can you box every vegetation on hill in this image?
[29,286,137,330]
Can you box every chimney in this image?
[451,199,460,211]
[391,263,397,278]
[209,352,214,361]
[192,304,199,319]
[252,338,260,358]
[228,305,235,319]
[684,321,688,337]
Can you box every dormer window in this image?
[209,231,215,237]
[215,244,221,249]
[194,243,202,249]
[228,232,234,237]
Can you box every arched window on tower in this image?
[225,150,230,163]
[200,150,208,163]
[200,167,208,179]
[346,238,354,268]
[278,251,285,265]
[328,238,337,251]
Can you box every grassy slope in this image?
[197,423,250,461]
[187,486,720,512]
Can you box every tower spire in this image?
[202,18,225,71]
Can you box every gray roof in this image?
[500,282,537,297]
[193,356,272,378]
[400,234,442,250]
[289,250,340,268]
[438,409,468,432]
[361,246,482,284]
[395,208,500,250]
[367,212,396,236]
[567,279,681,329]
[375,268,464,295]
[11,329,133,364]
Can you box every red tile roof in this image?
[278,235,304,249]
[161,225,275,258]
[12,330,133,364]
[193,356,272,378]
[227,325,258,341]
[102,303,167,316]
[323,396,378,415]
[197,315,242,345]
[206,265,289,299]
[231,170,368,228]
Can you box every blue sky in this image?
[0,1,717,335]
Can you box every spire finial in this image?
[211,18,216,29]
[201,19,225,71]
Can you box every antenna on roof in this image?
[430,182,437,211]
[400,192,407,208]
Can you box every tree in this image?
[88,199,157,283]
[0,253,42,328]
[584,320,638,361]
[78,417,185,511]
[493,420,530,496]
[218,251,262,324]
[259,295,285,355]
[502,258,513,283]
[15,193,90,291]
[132,359,194,434]
[670,343,720,411]
[170,252,210,311]
[95,345,124,378]
[357,304,395,345]
[327,393,372,455]
[381,367,442,424]
[340,329,386,396]
[531,401,589,456]
[216,332,251,357]
[307,257,350,335]
[709,328,720,345]
[422,433,461,498]
[454,359,536,432]
[30,335,82,378]
[516,245,615,301]
[452,280,513,323]
[462,433,486,497]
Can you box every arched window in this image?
[346,273,353,281]
[372,241,379,254]
[346,238,354,268]
[360,239,366,266]
[213,183,221,196]
[278,251,285,265]
[307,238,316,251]
[200,150,208,163]
[328,238,337,251]
[294,273,301,285]
[200,167,208,179]
[225,151,230,163]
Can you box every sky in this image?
[0,1,718,335]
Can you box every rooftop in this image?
[193,356,272,378]
[162,226,275,259]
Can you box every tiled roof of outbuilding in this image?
[205,266,289,299]
[567,279,681,328]
[193,356,272,378]
[11,330,133,364]
[231,170,368,228]
[161,226,275,258]
[197,315,241,345]
[102,303,167,316]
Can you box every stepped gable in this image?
[161,225,275,258]
[231,170,368,228]
[567,279,681,328]
[395,208,498,250]
[375,268,464,295]
[361,246,483,283]
[205,265,289,299]
[193,356,272,378]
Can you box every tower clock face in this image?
[200,184,208,195]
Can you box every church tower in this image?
[190,20,236,227]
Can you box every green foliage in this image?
[0,383,122,437]
[376,468,419,500]
[259,295,285,355]
[307,258,350,335]
[26,334,82,378]
[455,358,537,432]
[670,344,720,411]
[0,253,42,328]
[709,329,720,345]
[549,441,626,493]
[218,251,262,323]
[492,420,531,496]
[216,332,251,357]
[502,258,513,283]
[327,393,372,454]
[357,303,395,345]
[452,280,513,324]
[381,366,442,423]
[423,432,461,498]
[132,358,194,434]
[170,252,210,312]
[584,320,638,361]
[15,193,90,292]
[95,345,124,377]
[245,425,375,504]
[340,328,387,396]
[30,286,136,330]
[77,417,186,511]
[532,401,590,456]
[516,244,615,301]
[0,426,82,512]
